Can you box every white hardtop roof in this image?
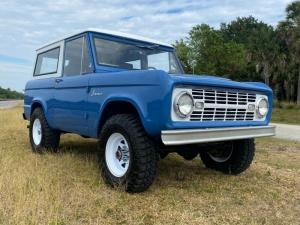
[37,28,173,50]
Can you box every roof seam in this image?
[36,28,173,50]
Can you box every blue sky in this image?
[0,0,294,92]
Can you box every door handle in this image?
[55,78,63,83]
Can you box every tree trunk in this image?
[297,65,300,105]
[280,81,285,101]
[263,61,270,86]
[274,83,279,101]
[285,80,291,102]
[291,83,295,102]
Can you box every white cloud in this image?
[0,0,294,91]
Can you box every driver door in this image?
[53,34,93,135]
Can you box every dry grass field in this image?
[0,106,299,225]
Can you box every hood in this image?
[170,74,272,94]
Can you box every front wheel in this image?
[199,139,255,174]
[177,147,199,160]
[99,114,158,193]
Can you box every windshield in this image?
[93,37,183,74]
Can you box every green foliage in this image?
[0,87,24,100]
[173,39,192,73]
[175,24,248,80]
[221,16,279,84]
[174,1,300,104]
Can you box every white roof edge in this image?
[36,28,173,51]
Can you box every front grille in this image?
[190,88,257,122]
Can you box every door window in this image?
[63,36,92,76]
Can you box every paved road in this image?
[0,100,23,109]
[271,123,300,142]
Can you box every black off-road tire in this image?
[29,107,60,153]
[199,139,255,175]
[99,114,158,193]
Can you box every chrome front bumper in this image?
[161,125,276,145]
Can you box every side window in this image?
[127,60,141,69]
[63,36,92,76]
[34,47,60,76]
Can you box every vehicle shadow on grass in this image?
[58,134,99,155]
[59,140,99,155]
[59,135,215,177]
[55,135,234,192]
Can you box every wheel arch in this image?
[97,98,147,136]
[30,99,47,115]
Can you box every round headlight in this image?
[174,92,194,118]
[256,97,268,118]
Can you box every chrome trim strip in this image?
[161,125,276,145]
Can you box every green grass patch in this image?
[271,101,300,125]
[271,107,300,125]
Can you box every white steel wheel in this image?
[207,147,233,163]
[32,118,42,145]
[105,133,130,177]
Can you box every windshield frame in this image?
[91,33,184,74]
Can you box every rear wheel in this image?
[99,114,158,193]
[29,108,60,152]
[199,139,255,174]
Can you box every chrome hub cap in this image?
[105,133,130,177]
[32,118,42,145]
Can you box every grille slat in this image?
[190,88,257,122]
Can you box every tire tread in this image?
[200,139,255,175]
[99,114,157,192]
[29,108,60,152]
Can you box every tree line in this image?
[174,1,300,104]
[0,87,24,100]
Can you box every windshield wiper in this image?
[136,44,160,50]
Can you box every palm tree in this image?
[285,1,300,104]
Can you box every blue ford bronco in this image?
[24,29,275,192]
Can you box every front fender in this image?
[88,70,173,138]
[97,96,147,131]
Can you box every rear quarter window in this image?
[34,47,60,76]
